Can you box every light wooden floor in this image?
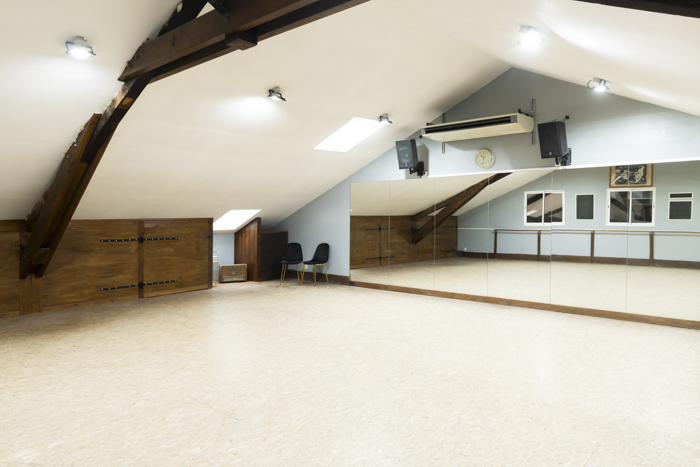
[1,282,699,466]
[350,257,700,321]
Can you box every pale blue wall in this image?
[458,161,700,261]
[274,68,700,276]
[213,233,235,265]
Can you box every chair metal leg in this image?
[313,264,317,286]
[324,263,329,283]
[281,264,287,285]
[301,264,306,285]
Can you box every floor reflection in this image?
[351,258,700,320]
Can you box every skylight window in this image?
[214,210,261,232]
[315,117,386,153]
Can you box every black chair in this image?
[302,243,329,285]
[280,243,303,285]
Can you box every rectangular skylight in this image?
[315,117,386,152]
[214,210,261,232]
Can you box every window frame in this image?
[668,192,693,221]
[606,187,656,227]
[524,190,565,227]
[575,193,595,221]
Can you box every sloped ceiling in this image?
[0,0,698,227]
[350,169,554,217]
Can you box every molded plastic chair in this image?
[280,243,303,285]
[302,243,329,285]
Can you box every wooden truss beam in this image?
[572,0,700,19]
[19,0,206,280]
[410,173,510,245]
[120,0,371,82]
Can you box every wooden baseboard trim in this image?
[349,281,700,331]
[458,252,700,270]
[282,269,350,285]
[143,285,209,298]
[0,311,20,319]
[42,296,139,314]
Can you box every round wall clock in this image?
[475,148,496,169]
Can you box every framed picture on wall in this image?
[610,164,653,188]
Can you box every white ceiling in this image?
[351,169,553,217]
[1,0,699,227]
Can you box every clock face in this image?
[476,149,495,169]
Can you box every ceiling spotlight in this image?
[517,26,544,47]
[378,114,393,125]
[65,36,96,58]
[267,87,286,101]
[588,78,609,93]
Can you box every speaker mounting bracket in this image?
[556,149,572,167]
[409,161,426,178]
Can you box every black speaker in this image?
[538,121,568,159]
[396,139,418,169]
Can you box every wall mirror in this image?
[350,159,700,324]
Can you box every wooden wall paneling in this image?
[350,216,381,269]
[143,219,211,297]
[208,218,213,287]
[42,220,140,310]
[0,221,21,316]
[412,217,436,262]
[259,231,288,281]
[379,216,392,267]
[434,217,458,260]
[234,218,261,281]
[387,216,413,265]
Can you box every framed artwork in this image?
[610,164,653,188]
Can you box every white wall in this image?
[274,69,700,276]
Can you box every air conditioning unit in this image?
[220,264,247,283]
[420,113,534,142]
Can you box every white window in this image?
[606,188,655,226]
[575,194,595,221]
[524,191,565,226]
[669,193,693,221]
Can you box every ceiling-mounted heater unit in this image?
[420,113,534,142]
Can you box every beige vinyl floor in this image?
[350,257,700,322]
[1,282,700,466]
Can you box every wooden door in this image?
[259,231,287,281]
[42,220,139,310]
[143,219,212,298]
[0,222,20,317]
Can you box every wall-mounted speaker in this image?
[538,121,568,159]
[396,139,418,169]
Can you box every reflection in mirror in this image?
[479,170,554,303]
[387,178,436,290]
[550,166,629,312]
[433,173,493,296]
[623,160,700,321]
[349,181,390,285]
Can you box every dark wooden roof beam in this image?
[572,0,700,19]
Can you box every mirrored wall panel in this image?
[350,160,700,324]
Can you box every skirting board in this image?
[458,251,700,270]
[349,281,700,331]
[282,269,350,285]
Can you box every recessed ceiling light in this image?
[378,114,393,125]
[517,26,544,47]
[214,210,261,232]
[65,36,96,58]
[315,117,386,153]
[268,87,286,101]
[588,78,609,93]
